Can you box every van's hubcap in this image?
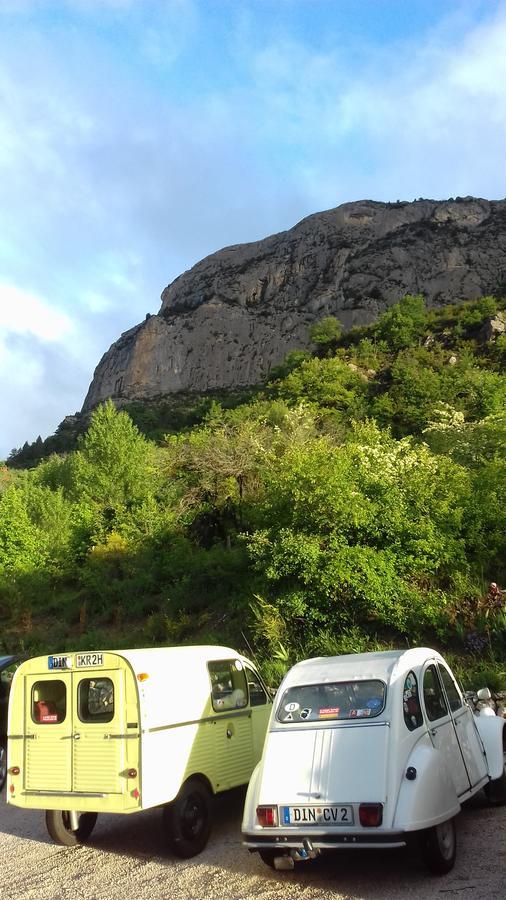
[182,792,206,839]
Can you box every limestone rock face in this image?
[82,197,506,411]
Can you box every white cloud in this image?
[0,283,73,342]
[1,1,506,456]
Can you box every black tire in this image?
[163,778,212,858]
[484,745,506,805]
[45,809,98,846]
[0,740,6,792]
[484,772,506,805]
[420,817,456,874]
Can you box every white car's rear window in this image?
[276,679,386,723]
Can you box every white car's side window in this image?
[423,665,449,722]
[403,670,423,730]
[438,665,462,712]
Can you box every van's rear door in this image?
[23,664,127,796]
[72,668,125,794]
[24,672,72,791]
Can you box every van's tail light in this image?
[10,767,20,776]
[359,803,383,827]
[256,805,278,827]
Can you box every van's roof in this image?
[117,645,247,672]
[281,648,443,687]
[16,645,249,677]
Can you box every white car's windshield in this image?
[276,679,386,723]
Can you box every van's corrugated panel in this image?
[25,738,71,791]
[73,736,124,794]
[214,719,254,790]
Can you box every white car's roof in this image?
[281,647,443,688]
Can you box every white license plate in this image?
[75,652,104,668]
[281,805,354,826]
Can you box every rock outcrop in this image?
[82,197,506,411]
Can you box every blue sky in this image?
[1,0,506,458]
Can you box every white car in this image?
[242,648,506,874]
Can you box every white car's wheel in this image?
[484,747,506,805]
[421,817,456,874]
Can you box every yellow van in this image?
[7,645,271,856]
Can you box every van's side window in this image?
[244,666,268,707]
[438,665,462,712]
[208,660,248,711]
[31,680,66,724]
[423,665,449,721]
[403,671,423,731]
[78,678,114,723]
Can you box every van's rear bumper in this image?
[243,831,407,850]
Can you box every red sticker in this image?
[41,714,58,723]
[319,707,340,717]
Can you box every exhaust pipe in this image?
[273,855,295,870]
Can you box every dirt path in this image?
[0,789,504,900]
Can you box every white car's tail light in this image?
[256,805,278,827]
[359,803,383,827]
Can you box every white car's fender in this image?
[474,714,505,780]
[242,761,262,832]
[393,735,460,832]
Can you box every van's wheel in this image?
[420,817,456,874]
[45,810,98,846]
[163,778,212,858]
[0,741,7,791]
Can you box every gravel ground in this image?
[0,788,504,900]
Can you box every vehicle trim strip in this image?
[21,791,106,797]
[145,709,251,734]
[271,720,391,733]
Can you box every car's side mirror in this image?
[476,687,492,701]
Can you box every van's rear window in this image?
[277,680,386,723]
[32,680,66,724]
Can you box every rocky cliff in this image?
[82,197,506,411]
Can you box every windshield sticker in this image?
[285,701,299,712]
[300,708,312,720]
[350,708,372,718]
[319,707,340,718]
[284,712,294,721]
[48,655,72,670]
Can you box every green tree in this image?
[72,401,156,510]
[309,316,342,346]
[376,294,427,350]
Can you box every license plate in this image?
[75,653,104,668]
[281,805,354,826]
[48,655,72,670]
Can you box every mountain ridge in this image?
[82,196,506,412]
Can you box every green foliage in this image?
[72,400,156,510]
[1,296,505,673]
[375,294,427,350]
[309,316,342,345]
